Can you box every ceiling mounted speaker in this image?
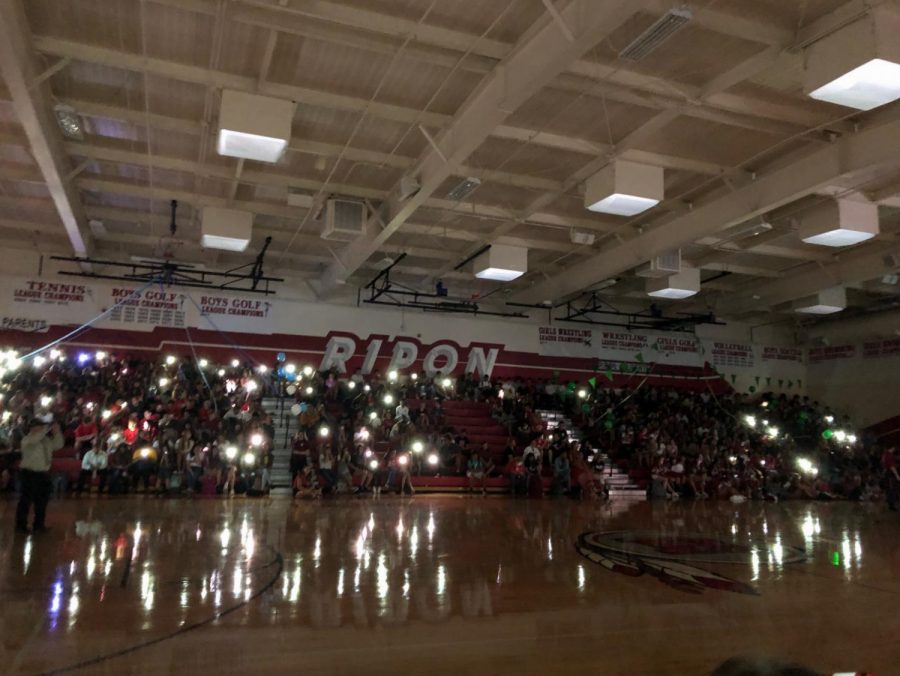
[804,8,900,110]
[798,198,879,247]
[584,159,664,217]
[217,90,294,163]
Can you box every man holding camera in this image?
[15,418,63,535]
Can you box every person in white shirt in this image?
[16,419,63,534]
[395,401,410,423]
[76,446,109,496]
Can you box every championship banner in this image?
[1,278,102,325]
[538,326,704,367]
[862,339,900,359]
[760,346,804,363]
[104,286,187,329]
[706,341,755,369]
[808,344,855,363]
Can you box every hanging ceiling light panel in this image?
[798,198,879,247]
[217,90,294,163]
[584,159,664,216]
[646,267,700,299]
[795,287,847,315]
[201,207,253,252]
[473,245,527,282]
[804,8,900,110]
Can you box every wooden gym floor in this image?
[0,495,897,675]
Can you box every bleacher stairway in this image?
[538,410,644,500]
[261,396,294,491]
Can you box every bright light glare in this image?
[383,394,394,405]
[285,363,296,374]
[33,356,47,368]
[369,459,379,470]
[199,359,208,369]
[368,411,377,420]
[242,452,256,466]
[40,395,53,408]
[411,441,424,454]
[139,447,152,459]
[231,359,240,368]
[250,433,263,447]
[95,351,107,361]
[319,426,330,438]
[305,386,314,395]
[744,415,757,428]
[358,428,370,440]
[165,355,176,365]
[834,430,847,443]
[441,378,452,388]
[257,365,268,374]
[302,366,314,376]
[808,58,900,111]
[767,426,779,438]
[410,373,418,381]
[848,434,857,444]
[245,380,258,392]
[474,267,524,282]
[158,377,169,388]
[427,453,439,467]
[577,389,587,399]
[398,454,409,466]
[388,370,398,381]
[587,193,658,216]
[225,446,238,460]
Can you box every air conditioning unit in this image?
[321,198,366,241]
[635,250,681,278]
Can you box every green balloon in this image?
[581,403,590,413]
[748,386,756,393]
[604,419,614,430]
[822,429,834,439]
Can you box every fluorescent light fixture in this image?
[646,268,700,299]
[217,89,294,163]
[201,206,252,252]
[585,160,663,216]
[795,287,846,315]
[473,244,527,282]
[804,9,900,110]
[798,198,879,248]
[217,130,287,163]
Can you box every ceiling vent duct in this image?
[473,244,527,282]
[217,89,293,163]
[447,177,481,202]
[798,198,879,247]
[619,7,692,62]
[636,250,681,278]
[322,198,366,241]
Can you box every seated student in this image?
[467,452,487,495]
[293,464,321,499]
[552,451,570,496]
[76,445,108,495]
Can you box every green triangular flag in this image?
[635,353,645,363]
[787,380,794,388]
[730,374,737,384]
[766,377,771,386]
[604,370,613,381]
[797,379,803,388]
[778,379,784,388]
[588,376,597,388]
[755,376,760,385]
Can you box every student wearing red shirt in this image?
[73,416,98,457]
[122,418,139,447]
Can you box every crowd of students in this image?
[0,349,897,511]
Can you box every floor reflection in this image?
[0,497,895,674]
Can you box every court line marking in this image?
[39,544,284,675]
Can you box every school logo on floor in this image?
[576,530,804,596]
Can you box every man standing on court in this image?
[15,419,63,534]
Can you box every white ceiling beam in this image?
[64,141,611,236]
[318,0,648,292]
[514,113,900,303]
[0,0,91,256]
[723,241,900,317]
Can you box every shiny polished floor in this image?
[0,496,897,675]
